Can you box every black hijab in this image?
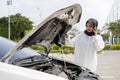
[84,18,98,36]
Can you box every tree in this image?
[0,13,33,41]
[101,33,109,42]
[108,20,120,38]
[105,19,120,44]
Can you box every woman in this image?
[65,18,105,72]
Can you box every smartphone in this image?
[92,27,97,35]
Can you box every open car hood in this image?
[1,4,82,63]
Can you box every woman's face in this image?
[86,23,93,32]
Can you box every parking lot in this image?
[96,50,120,80]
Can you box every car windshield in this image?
[9,48,41,63]
[0,37,42,63]
[11,45,50,65]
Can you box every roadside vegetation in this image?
[102,19,120,44]
[30,44,120,54]
[103,44,120,50]
[30,44,74,54]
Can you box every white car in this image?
[0,4,101,80]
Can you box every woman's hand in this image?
[65,33,69,38]
[93,27,97,36]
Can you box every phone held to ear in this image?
[92,27,97,35]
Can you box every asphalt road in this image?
[49,50,120,80]
[96,50,120,80]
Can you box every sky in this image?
[0,0,114,31]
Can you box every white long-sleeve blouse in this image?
[65,32,105,72]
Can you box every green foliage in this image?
[111,44,120,50]
[62,46,74,54]
[30,45,45,53]
[103,44,120,50]
[108,20,120,37]
[61,44,66,49]
[30,45,41,50]
[24,30,31,35]
[50,44,60,53]
[30,44,74,54]
[30,43,120,55]
[50,50,60,53]
[0,13,33,41]
[52,44,60,50]
[101,33,109,41]
[0,17,8,38]
[97,50,104,53]
[103,44,111,50]
[51,44,74,54]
